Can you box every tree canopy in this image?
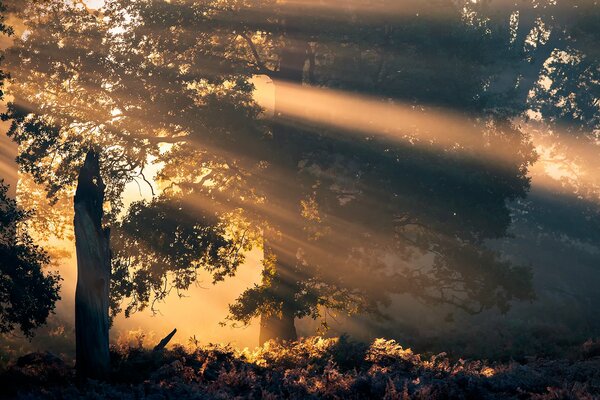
[7,0,597,343]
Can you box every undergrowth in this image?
[1,336,599,399]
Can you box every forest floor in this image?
[1,336,599,399]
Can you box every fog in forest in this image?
[0,0,598,398]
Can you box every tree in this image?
[0,180,61,337]
[96,0,538,343]
[3,1,134,378]
[72,151,111,379]
[223,0,597,342]
[2,0,253,377]
[217,0,539,342]
[0,0,60,340]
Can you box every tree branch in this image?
[153,328,177,351]
[239,32,275,76]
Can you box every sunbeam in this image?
[0,2,599,394]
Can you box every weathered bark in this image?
[74,151,110,380]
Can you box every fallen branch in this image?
[153,328,177,352]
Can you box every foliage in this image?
[0,181,61,337]
[2,0,263,319]
[111,196,255,318]
[219,0,539,328]
[94,0,540,331]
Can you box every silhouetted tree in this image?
[0,180,61,337]
[72,151,111,379]
[2,0,252,377]
[0,0,60,340]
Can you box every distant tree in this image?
[467,1,600,247]
[222,0,597,343]
[206,0,540,342]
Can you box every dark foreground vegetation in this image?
[2,336,599,400]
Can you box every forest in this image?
[0,0,599,398]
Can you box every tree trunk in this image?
[259,305,297,345]
[74,151,111,380]
[258,209,302,344]
[259,232,300,344]
[258,40,308,344]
